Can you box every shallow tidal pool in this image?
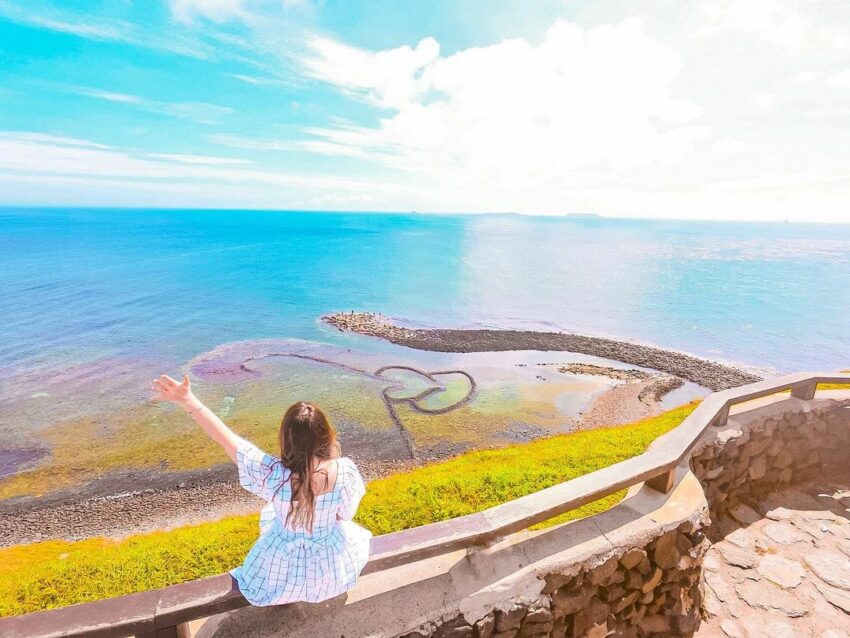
[0,337,706,505]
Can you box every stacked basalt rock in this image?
[323,312,418,342]
[690,400,850,535]
[403,523,708,638]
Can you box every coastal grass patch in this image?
[357,402,696,534]
[0,518,260,618]
[0,402,696,617]
[819,370,850,391]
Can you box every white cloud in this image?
[21,15,129,41]
[76,88,232,125]
[0,132,111,149]
[208,134,295,151]
[0,131,384,198]
[76,89,144,104]
[169,0,315,23]
[300,19,704,186]
[228,73,292,87]
[302,36,440,109]
[209,132,373,159]
[170,0,248,23]
[700,0,811,51]
[829,69,850,88]
[753,91,778,110]
[713,138,746,155]
[146,153,250,165]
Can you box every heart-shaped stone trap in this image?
[376,366,475,414]
[378,367,439,401]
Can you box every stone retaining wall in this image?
[411,525,707,638]
[198,395,848,638]
[387,397,850,638]
[690,396,850,538]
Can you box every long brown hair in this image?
[278,401,340,532]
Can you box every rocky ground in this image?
[578,376,683,429]
[540,362,685,429]
[3,314,757,546]
[0,456,418,546]
[323,312,761,391]
[696,475,850,637]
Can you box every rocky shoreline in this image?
[323,312,762,391]
[0,456,417,546]
[3,315,759,546]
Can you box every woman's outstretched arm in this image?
[151,374,240,462]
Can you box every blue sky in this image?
[1,0,849,221]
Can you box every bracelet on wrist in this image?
[185,404,205,416]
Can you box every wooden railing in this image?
[2,372,848,638]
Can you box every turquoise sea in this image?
[0,208,848,492]
[2,208,848,372]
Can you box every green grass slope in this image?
[0,402,696,617]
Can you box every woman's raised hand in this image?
[151,374,194,406]
[150,373,237,461]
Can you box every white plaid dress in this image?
[230,439,372,605]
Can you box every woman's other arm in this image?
[151,374,241,462]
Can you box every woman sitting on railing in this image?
[150,374,371,606]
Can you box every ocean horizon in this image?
[1,206,849,498]
[2,207,848,371]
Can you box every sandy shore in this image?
[578,376,680,429]
[323,312,761,391]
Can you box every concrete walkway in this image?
[696,475,850,638]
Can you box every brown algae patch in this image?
[0,448,49,481]
[0,380,395,503]
[1,338,644,506]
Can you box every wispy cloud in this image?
[0,1,213,58]
[76,89,144,105]
[17,15,129,41]
[76,88,233,125]
[209,131,376,159]
[0,131,383,194]
[0,131,112,149]
[228,72,300,89]
[146,153,250,165]
[169,0,249,24]
[208,133,296,151]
